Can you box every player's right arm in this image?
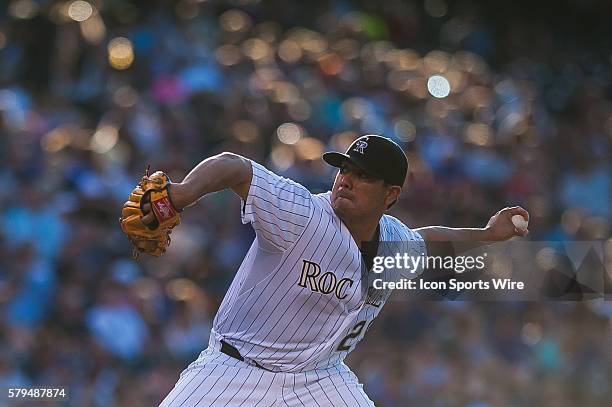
[170,152,253,209]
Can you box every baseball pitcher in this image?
[120,135,529,406]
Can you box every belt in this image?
[220,340,269,370]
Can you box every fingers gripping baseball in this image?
[485,206,530,240]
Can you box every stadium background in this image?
[0,0,611,405]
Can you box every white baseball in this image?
[511,214,528,231]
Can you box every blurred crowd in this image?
[0,0,611,406]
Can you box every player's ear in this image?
[384,185,401,210]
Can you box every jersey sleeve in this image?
[401,227,427,278]
[241,161,313,251]
[383,216,428,278]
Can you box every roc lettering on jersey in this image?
[298,260,354,300]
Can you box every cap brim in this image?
[322,152,350,168]
[322,152,383,179]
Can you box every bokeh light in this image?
[215,44,243,66]
[464,123,493,146]
[387,70,413,92]
[406,78,428,99]
[462,85,492,110]
[561,209,583,235]
[360,41,393,65]
[133,278,161,301]
[287,99,311,121]
[293,29,327,56]
[424,51,450,73]
[445,70,465,93]
[271,81,299,104]
[8,0,39,20]
[90,125,119,154]
[219,9,251,33]
[242,38,272,61]
[249,68,279,91]
[113,86,139,108]
[330,131,358,152]
[342,97,370,121]
[394,119,417,142]
[453,51,488,75]
[386,49,421,70]
[318,53,344,76]
[253,21,281,43]
[166,279,198,301]
[107,37,134,70]
[427,75,451,98]
[231,120,260,143]
[271,145,295,170]
[278,39,303,63]
[535,248,558,271]
[276,123,302,144]
[67,1,93,22]
[295,137,325,161]
[41,127,72,153]
[80,13,106,45]
[332,39,360,60]
[521,323,543,346]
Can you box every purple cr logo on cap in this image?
[353,139,368,154]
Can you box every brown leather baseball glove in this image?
[120,167,181,257]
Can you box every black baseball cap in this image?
[322,135,408,186]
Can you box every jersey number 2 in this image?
[336,320,368,351]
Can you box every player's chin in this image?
[332,198,355,216]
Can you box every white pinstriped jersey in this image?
[212,161,426,373]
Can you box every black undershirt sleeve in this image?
[360,225,380,271]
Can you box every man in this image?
[156,135,529,406]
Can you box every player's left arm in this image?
[415,206,530,243]
[169,152,253,209]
